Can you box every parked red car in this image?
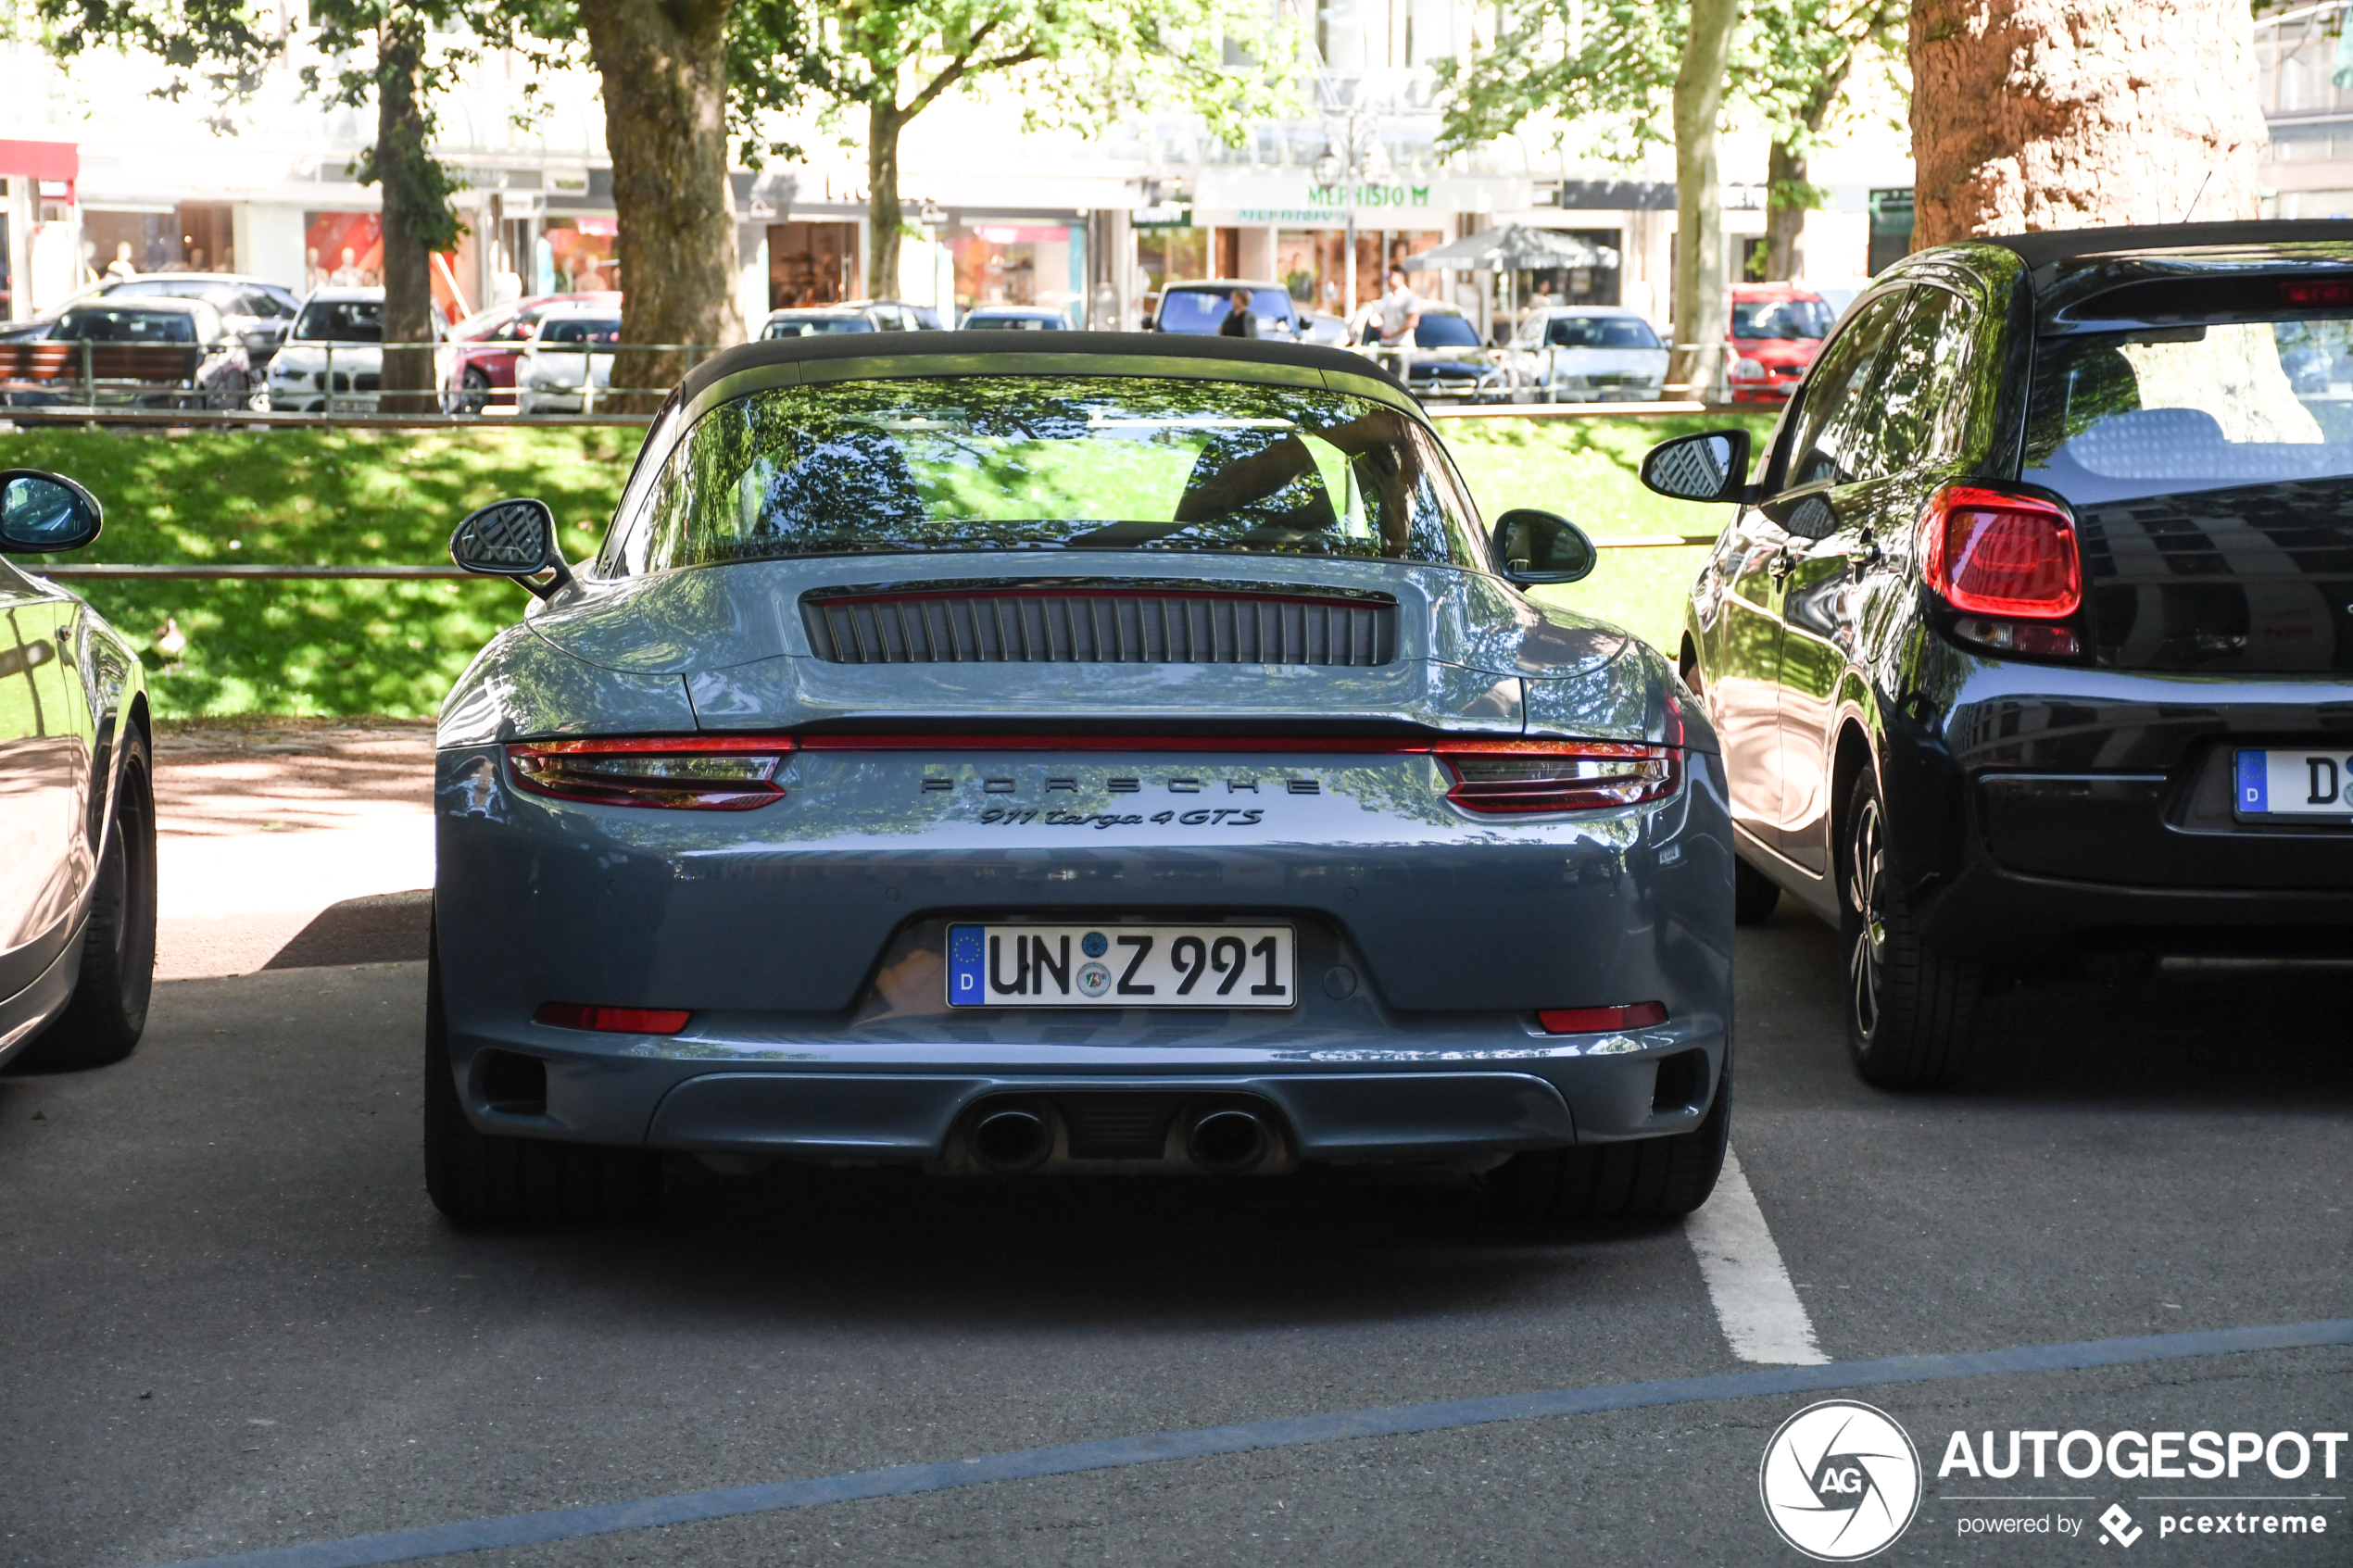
[1723,282,1835,403]
[441,292,623,413]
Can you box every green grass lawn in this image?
[2,410,1775,719]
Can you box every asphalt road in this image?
[4,906,2349,1567]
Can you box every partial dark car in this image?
[0,470,157,1075]
[1149,281,1304,338]
[959,306,1071,330]
[0,272,298,364]
[424,332,1734,1226]
[1651,219,2353,1089]
[1395,306,1515,404]
[761,301,940,338]
[45,298,254,408]
[443,292,623,414]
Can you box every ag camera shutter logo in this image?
[1759,1399,1923,1561]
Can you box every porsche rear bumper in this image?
[433,739,1735,1164]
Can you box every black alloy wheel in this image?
[457,366,491,415]
[1841,769,1978,1090]
[422,921,663,1225]
[1479,1044,1731,1223]
[19,730,157,1071]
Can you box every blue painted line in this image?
[154,1317,2353,1568]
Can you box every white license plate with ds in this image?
[947,923,1296,1008]
[2234,749,2353,820]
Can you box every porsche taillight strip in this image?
[507,736,790,810]
[504,734,1682,814]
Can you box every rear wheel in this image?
[422,923,662,1225]
[1843,769,1978,1089]
[18,731,157,1072]
[1481,1052,1730,1223]
[1733,856,1781,925]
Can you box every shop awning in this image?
[0,139,80,184]
[1400,225,1619,272]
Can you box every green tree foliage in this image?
[799,0,1301,309]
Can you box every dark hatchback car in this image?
[1645,220,2353,1088]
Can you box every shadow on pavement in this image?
[261,889,433,969]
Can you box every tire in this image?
[18,729,157,1071]
[422,922,662,1225]
[1842,768,1978,1089]
[1480,1049,1731,1223]
[449,366,491,416]
[1733,855,1781,926]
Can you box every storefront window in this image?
[305,212,383,292]
[951,224,1077,319]
[541,218,617,294]
[768,221,858,307]
[1134,227,1210,313]
[1512,229,1622,309]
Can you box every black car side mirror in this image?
[451,497,574,598]
[1640,429,1754,504]
[1491,508,1597,586]
[0,470,103,554]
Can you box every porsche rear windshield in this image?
[2022,314,2353,505]
[602,377,1483,574]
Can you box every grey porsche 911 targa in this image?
[429,332,1733,1225]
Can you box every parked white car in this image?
[1507,307,1670,402]
[264,288,447,413]
[516,305,623,415]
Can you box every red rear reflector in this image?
[1436,739,1680,814]
[535,1002,692,1035]
[1918,485,2082,620]
[2283,279,2353,307]
[509,735,790,809]
[1539,1002,1668,1034]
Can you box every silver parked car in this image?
[426,332,1735,1225]
[1508,307,1670,402]
[0,470,157,1074]
[515,304,622,416]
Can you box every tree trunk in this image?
[1671,0,1740,399]
[579,0,745,412]
[374,14,439,414]
[1764,139,1806,282]
[867,99,904,306]
[1911,0,2265,248]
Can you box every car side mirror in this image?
[1491,508,1596,586]
[0,470,103,554]
[451,497,574,598]
[1640,429,1754,504]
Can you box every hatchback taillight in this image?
[508,736,791,809]
[1918,485,2082,619]
[1437,740,1680,814]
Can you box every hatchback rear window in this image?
[606,377,1483,575]
[1158,289,1289,332]
[55,307,197,344]
[1732,299,1832,341]
[764,315,874,337]
[2023,318,2353,505]
[294,302,382,343]
[538,318,622,345]
[1547,316,1661,349]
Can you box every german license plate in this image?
[947,923,1297,1008]
[2234,748,2353,820]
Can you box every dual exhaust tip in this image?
[969,1101,1275,1175]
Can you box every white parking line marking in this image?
[1686,1148,1829,1365]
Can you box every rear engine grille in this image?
[1055,1095,1180,1160]
[803,589,1396,667]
